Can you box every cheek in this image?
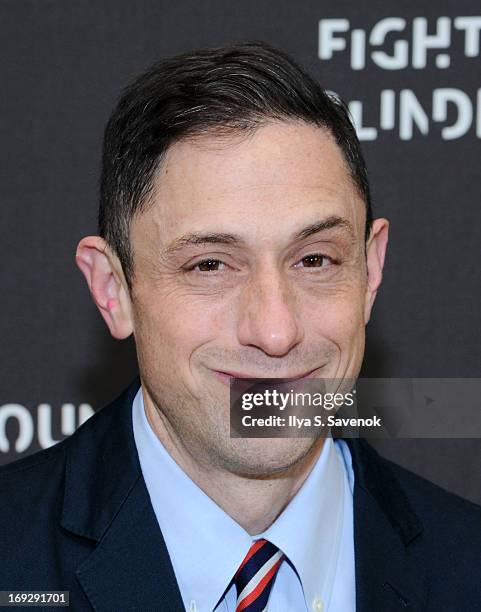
[132,289,231,370]
[299,278,366,344]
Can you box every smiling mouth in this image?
[213,367,323,386]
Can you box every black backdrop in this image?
[1,1,480,503]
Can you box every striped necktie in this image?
[233,539,285,612]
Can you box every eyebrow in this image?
[293,216,355,241]
[162,215,355,256]
[163,232,245,257]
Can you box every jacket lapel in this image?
[74,476,185,611]
[344,438,428,611]
[61,376,184,611]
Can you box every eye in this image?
[191,258,226,272]
[296,253,333,268]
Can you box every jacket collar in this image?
[343,436,427,610]
[61,376,427,611]
[61,376,142,541]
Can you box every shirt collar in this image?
[258,430,346,608]
[132,385,347,611]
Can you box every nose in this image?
[236,268,304,357]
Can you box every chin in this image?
[218,436,318,477]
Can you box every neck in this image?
[142,390,326,535]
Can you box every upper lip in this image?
[214,367,320,381]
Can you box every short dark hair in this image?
[99,41,373,290]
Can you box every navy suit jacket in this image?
[1,376,481,611]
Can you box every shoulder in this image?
[348,438,481,520]
[0,398,108,517]
[0,435,69,488]
[383,450,481,523]
[0,431,75,546]
[0,436,72,581]
[0,377,138,486]
[372,446,481,567]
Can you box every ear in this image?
[75,236,134,339]
[364,218,389,325]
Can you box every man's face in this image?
[128,120,377,474]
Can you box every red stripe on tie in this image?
[236,556,284,611]
[234,539,267,578]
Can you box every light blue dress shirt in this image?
[132,386,356,612]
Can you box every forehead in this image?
[132,120,365,247]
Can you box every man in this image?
[1,42,481,612]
